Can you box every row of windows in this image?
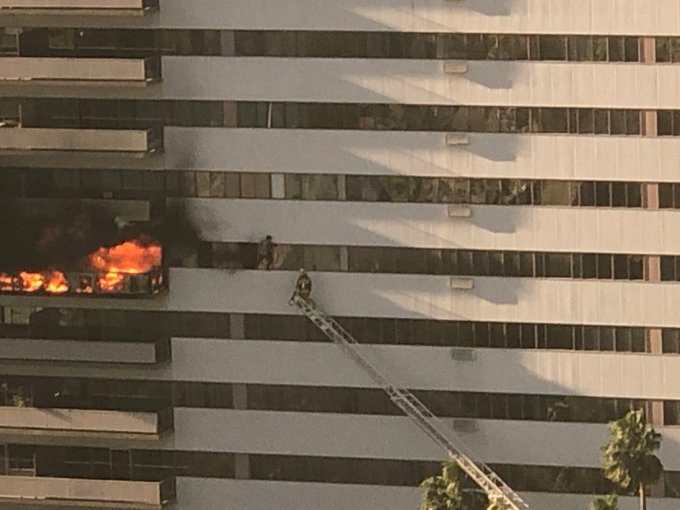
[4,444,680,496]
[247,314,659,353]
[656,37,680,63]
[3,168,664,210]
[239,103,646,135]
[6,375,674,425]
[199,241,654,282]
[7,27,648,62]
[4,306,680,354]
[12,98,680,136]
[236,32,644,62]
[37,29,680,63]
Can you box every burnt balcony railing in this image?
[0,267,166,298]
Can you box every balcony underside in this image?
[0,127,162,155]
[0,57,159,85]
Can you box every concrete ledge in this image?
[0,475,173,508]
[0,127,162,154]
[0,407,170,437]
[0,57,159,83]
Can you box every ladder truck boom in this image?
[289,293,530,510]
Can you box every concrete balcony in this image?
[0,406,173,438]
[0,0,159,16]
[0,475,174,508]
[0,57,160,85]
[0,127,162,155]
[0,337,170,365]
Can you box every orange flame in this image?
[88,239,162,292]
[0,238,161,295]
[0,271,71,294]
[45,271,69,294]
[0,274,14,291]
[19,272,45,293]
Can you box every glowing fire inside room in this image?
[0,238,163,296]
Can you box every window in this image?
[538,35,567,60]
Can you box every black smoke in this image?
[0,200,200,273]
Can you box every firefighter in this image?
[256,235,274,270]
[295,268,312,301]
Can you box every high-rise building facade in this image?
[1,1,680,508]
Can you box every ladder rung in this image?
[289,295,529,510]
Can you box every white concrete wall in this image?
[149,408,680,470]
[163,340,680,400]
[159,129,680,182]
[186,198,680,255]
[172,478,678,510]
[10,128,680,184]
[30,58,677,108]
[7,337,680,401]
[151,58,680,109]
[173,478,419,510]
[2,270,680,328]
[21,0,678,36]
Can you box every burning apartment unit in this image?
[0,210,166,298]
[1,1,680,510]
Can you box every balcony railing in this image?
[0,405,173,437]
[0,57,161,84]
[0,127,163,154]
[0,0,159,15]
[0,267,166,297]
[0,475,174,508]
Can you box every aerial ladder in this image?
[289,292,531,510]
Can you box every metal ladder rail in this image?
[296,297,527,509]
[291,295,530,510]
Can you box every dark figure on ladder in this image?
[290,268,313,304]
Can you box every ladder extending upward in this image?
[289,294,530,510]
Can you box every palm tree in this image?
[589,494,619,510]
[601,409,663,510]
[420,461,488,510]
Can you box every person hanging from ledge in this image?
[256,235,274,270]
